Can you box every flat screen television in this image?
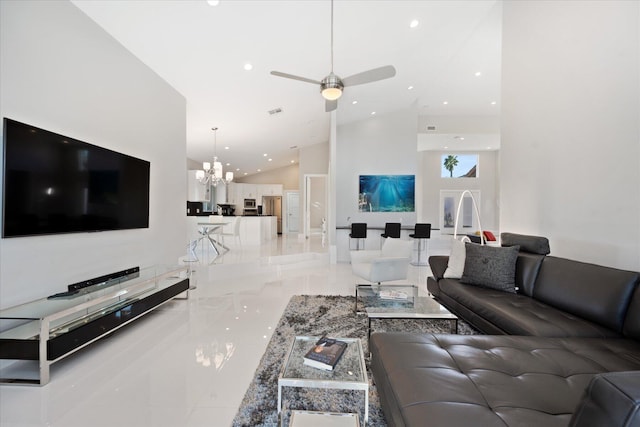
[2,118,150,238]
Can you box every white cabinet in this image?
[187,170,207,201]
[258,184,283,200]
[243,184,258,199]
[226,183,239,205]
[227,183,284,206]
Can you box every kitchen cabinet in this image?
[258,184,283,200]
[187,170,208,201]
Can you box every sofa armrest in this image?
[569,371,640,427]
[428,256,449,280]
[350,249,382,264]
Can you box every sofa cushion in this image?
[443,238,466,279]
[514,252,547,296]
[370,333,640,427]
[438,279,620,337]
[501,232,550,255]
[534,256,640,334]
[461,243,519,293]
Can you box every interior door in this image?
[287,192,299,233]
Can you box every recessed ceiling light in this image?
[207,0,219,5]
[444,146,449,149]
[475,71,482,77]
[224,146,229,150]
[257,169,261,172]
[225,162,230,166]
[263,153,267,157]
[443,101,448,105]
[290,160,295,163]
[268,158,272,162]
[409,19,419,28]
[244,172,248,175]
[236,168,240,171]
[407,85,414,90]
[371,111,376,115]
[352,100,358,105]
[491,101,497,105]
[244,63,253,71]
[487,146,492,149]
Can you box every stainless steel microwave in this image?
[244,198,256,208]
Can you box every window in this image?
[441,154,478,178]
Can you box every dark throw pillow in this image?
[461,243,520,293]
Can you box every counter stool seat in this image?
[409,223,431,266]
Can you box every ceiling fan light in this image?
[322,87,342,100]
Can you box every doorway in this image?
[304,174,328,238]
[286,192,300,234]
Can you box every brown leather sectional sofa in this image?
[370,234,640,427]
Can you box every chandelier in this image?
[196,127,233,187]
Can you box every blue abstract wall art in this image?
[358,175,415,212]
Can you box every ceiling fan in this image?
[270,0,396,112]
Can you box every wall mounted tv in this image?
[2,118,150,238]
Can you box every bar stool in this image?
[380,222,401,247]
[409,223,431,266]
[349,223,368,250]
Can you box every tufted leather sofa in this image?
[370,234,640,427]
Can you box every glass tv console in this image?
[0,265,189,385]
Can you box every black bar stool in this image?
[349,223,368,250]
[380,222,401,247]
[409,223,431,265]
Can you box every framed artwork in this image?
[440,190,481,233]
[358,175,415,212]
[441,154,478,178]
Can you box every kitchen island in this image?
[187,215,277,246]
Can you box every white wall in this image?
[419,150,499,232]
[336,109,418,227]
[0,1,187,308]
[235,163,299,190]
[501,1,640,270]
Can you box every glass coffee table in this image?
[278,336,368,424]
[356,284,458,344]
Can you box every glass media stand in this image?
[0,265,189,385]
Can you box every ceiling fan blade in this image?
[270,71,321,85]
[325,99,338,112]
[342,65,396,87]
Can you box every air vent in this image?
[426,125,436,131]
[268,108,283,115]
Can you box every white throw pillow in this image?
[443,238,466,278]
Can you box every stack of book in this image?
[303,336,347,371]
[379,289,409,300]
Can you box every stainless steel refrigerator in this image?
[262,196,282,234]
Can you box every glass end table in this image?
[278,336,368,424]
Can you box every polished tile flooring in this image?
[0,234,435,427]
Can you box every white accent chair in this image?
[350,238,413,284]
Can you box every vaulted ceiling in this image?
[72,0,502,176]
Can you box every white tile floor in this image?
[0,234,433,427]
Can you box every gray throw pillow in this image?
[461,243,520,293]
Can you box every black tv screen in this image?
[2,118,150,238]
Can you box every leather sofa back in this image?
[514,252,546,296]
[533,256,640,334]
[623,285,640,340]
